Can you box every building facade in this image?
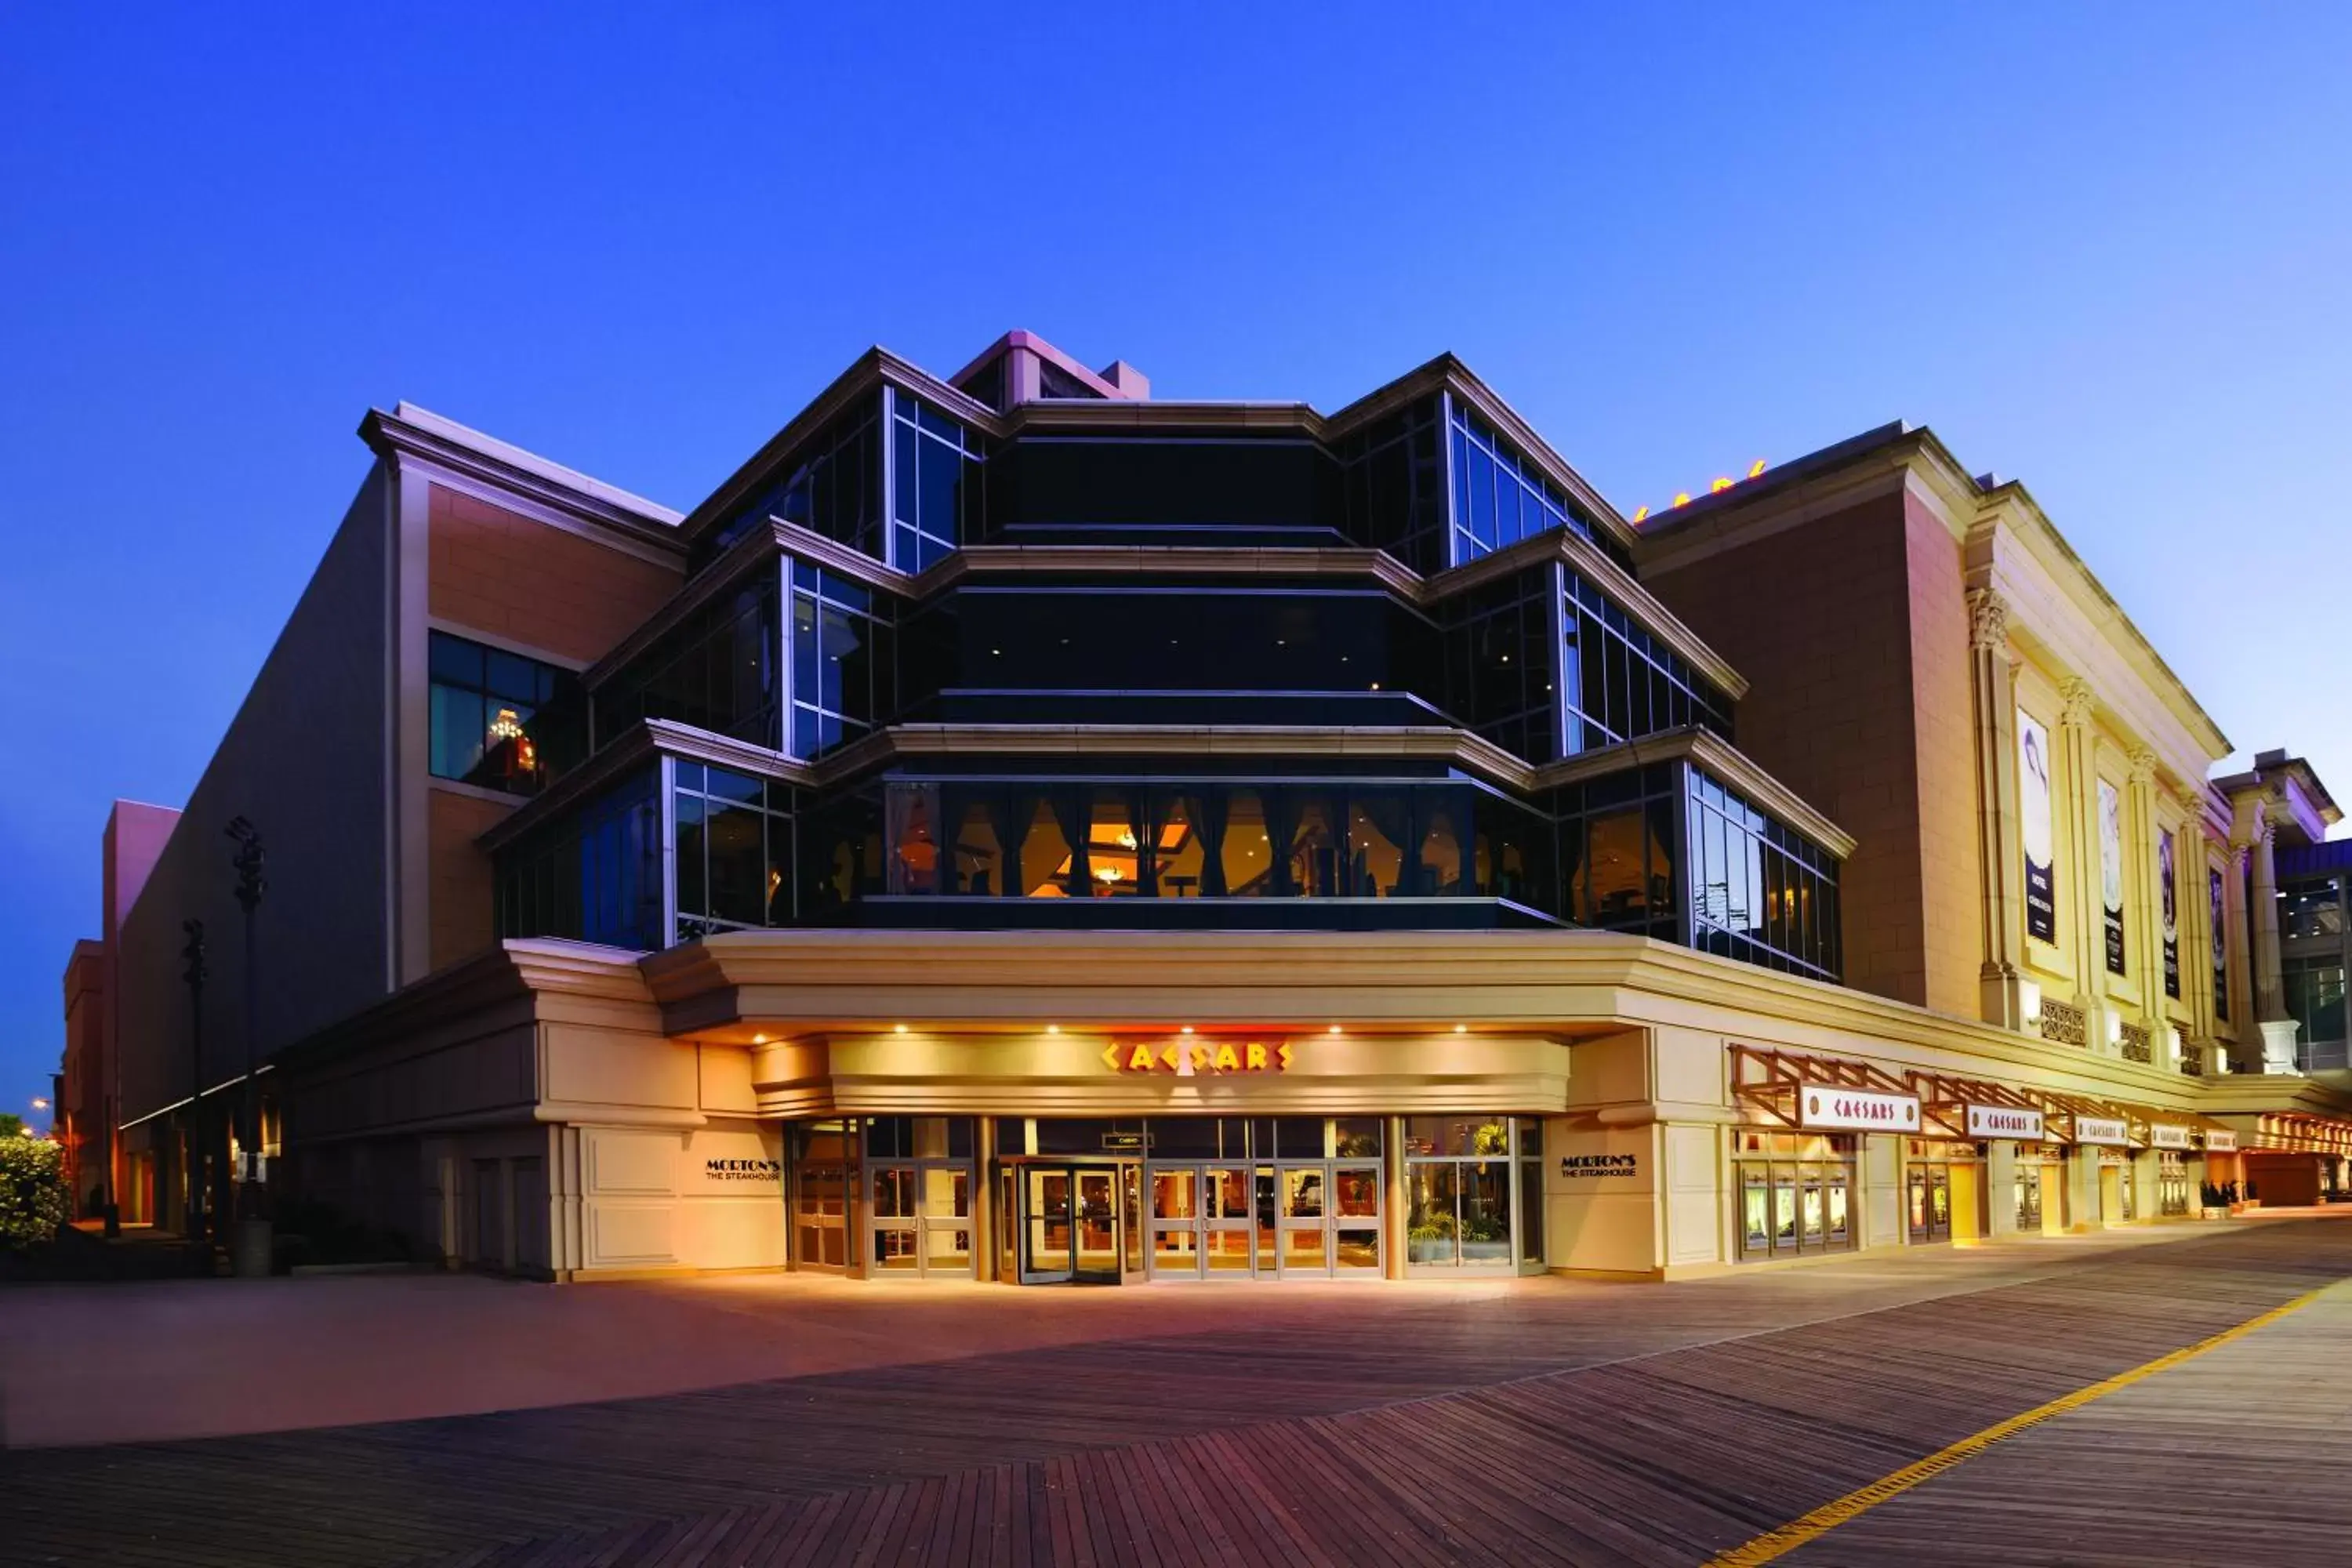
[67,330,2352,1279]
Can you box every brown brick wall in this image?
[426,484,681,666]
[1900,491,1985,1018]
[1642,489,1941,1009]
[427,786,515,973]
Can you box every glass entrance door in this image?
[1018,1163,1126,1284]
[1074,1168,1121,1282]
[1022,1166,1073,1283]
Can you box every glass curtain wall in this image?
[1686,767,1841,982]
[594,572,780,750]
[888,389,985,571]
[1555,765,1683,942]
[789,564,896,759]
[1336,395,1449,574]
[1444,568,1562,764]
[671,762,793,942]
[876,779,1551,910]
[495,769,663,949]
[699,394,886,568]
[1446,398,1627,569]
[1559,571,1733,753]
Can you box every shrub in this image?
[0,1135,71,1250]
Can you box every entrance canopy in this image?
[2020,1088,2134,1148]
[1906,1070,2047,1142]
[1730,1044,1922,1134]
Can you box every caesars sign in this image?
[2019,710,2057,944]
[2074,1116,2131,1148]
[2206,1127,2238,1152]
[1964,1104,2046,1142]
[2150,1123,2194,1151]
[1105,1038,1295,1075]
[1798,1084,1919,1134]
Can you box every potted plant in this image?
[1406,1210,1457,1265]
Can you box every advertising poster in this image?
[2019,709,2057,943]
[2211,866,2230,1019]
[2160,829,2180,999]
[2100,780,2126,975]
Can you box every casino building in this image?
[62,331,2352,1281]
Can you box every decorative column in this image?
[2059,677,2102,1046]
[2226,841,2254,1070]
[972,1116,998,1281]
[1967,590,2029,1028]
[2126,749,2164,1036]
[2248,821,2299,1072]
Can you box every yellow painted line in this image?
[1706,1281,2337,1566]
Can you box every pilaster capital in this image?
[2128,746,2158,787]
[2060,677,2096,726]
[1965,588,2011,653]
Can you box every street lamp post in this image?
[179,917,209,1262]
[226,816,271,1279]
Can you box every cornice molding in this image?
[361,405,684,561]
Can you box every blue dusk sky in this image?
[2,5,2347,1112]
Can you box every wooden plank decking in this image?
[3,1219,2348,1567]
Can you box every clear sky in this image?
[3,5,2348,1112]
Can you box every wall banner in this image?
[2100,780,2126,975]
[2020,710,2057,944]
[2160,830,2181,1000]
[2210,866,2230,1021]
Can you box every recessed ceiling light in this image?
[894,1024,909,1034]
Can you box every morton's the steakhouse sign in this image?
[1797,1083,1920,1133]
[1964,1104,2046,1142]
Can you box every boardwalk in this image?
[3,1218,2348,1567]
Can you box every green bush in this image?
[1,1135,71,1250]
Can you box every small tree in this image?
[1,1134,71,1250]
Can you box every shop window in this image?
[1403,1116,1541,1272]
[1733,1129,1857,1262]
[430,631,575,796]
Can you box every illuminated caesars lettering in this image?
[1631,459,1768,524]
[1102,1040,1296,1075]
[2206,1129,2238,1152]
[2150,1124,2193,1150]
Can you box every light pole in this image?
[180,917,209,1260]
[226,815,271,1278]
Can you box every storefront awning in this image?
[2020,1088,2133,1147]
[1905,1070,2048,1142]
[1731,1044,1921,1134]
[2250,1113,2352,1156]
